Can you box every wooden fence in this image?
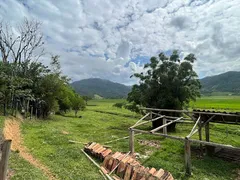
[129,108,240,175]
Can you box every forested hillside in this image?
[71,78,131,98]
[200,71,240,94]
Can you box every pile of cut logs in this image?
[84,142,174,180]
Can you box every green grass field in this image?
[190,96,240,111]
[1,96,240,179]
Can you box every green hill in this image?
[200,71,240,95]
[71,78,131,98]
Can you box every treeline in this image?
[0,19,85,118]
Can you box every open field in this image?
[87,99,140,117]
[88,96,240,112]
[0,96,239,179]
[190,96,240,111]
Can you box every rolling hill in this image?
[72,71,240,98]
[200,71,240,94]
[71,78,131,98]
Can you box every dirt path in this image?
[3,116,57,180]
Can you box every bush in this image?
[112,102,126,108]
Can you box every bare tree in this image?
[0,18,44,63]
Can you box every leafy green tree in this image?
[0,19,85,119]
[57,85,75,113]
[72,94,85,117]
[128,50,201,130]
[82,96,92,105]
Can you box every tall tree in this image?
[128,50,201,130]
[0,18,44,64]
[72,94,85,117]
[82,96,92,105]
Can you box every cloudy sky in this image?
[1,0,240,85]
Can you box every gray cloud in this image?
[170,16,192,30]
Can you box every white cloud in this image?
[0,0,240,84]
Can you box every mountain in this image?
[71,78,132,98]
[200,71,240,94]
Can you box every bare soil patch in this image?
[137,139,160,149]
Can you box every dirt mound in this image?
[3,117,57,180]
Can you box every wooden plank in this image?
[186,115,201,139]
[163,118,167,135]
[109,152,130,175]
[129,129,134,154]
[132,128,186,141]
[0,140,12,180]
[184,140,191,175]
[81,149,113,180]
[124,164,133,180]
[148,168,156,175]
[131,116,165,128]
[202,115,216,126]
[101,149,112,160]
[186,129,199,139]
[132,113,150,127]
[189,139,240,150]
[103,155,112,168]
[150,117,183,133]
[133,128,240,151]
[99,169,108,180]
[153,168,165,178]
[140,107,240,117]
[205,122,210,142]
[198,122,203,156]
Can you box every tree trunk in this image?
[3,103,6,116]
[152,111,181,132]
[75,110,78,117]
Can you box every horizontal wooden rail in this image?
[132,113,150,127]
[140,108,240,117]
[132,128,186,141]
[150,117,183,133]
[132,128,240,150]
[130,115,165,128]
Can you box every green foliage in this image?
[113,102,141,113]
[71,94,85,117]
[0,56,84,118]
[82,96,92,105]
[0,19,85,118]
[113,102,126,108]
[128,51,201,110]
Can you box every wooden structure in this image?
[129,108,240,175]
[0,140,12,180]
[84,142,174,180]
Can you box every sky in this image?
[0,0,240,85]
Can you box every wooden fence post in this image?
[163,118,167,135]
[149,111,152,120]
[0,140,12,180]
[205,122,210,142]
[205,122,212,155]
[198,123,203,156]
[184,139,191,175]
[129,129,134,154]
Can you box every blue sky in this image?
[1,0,240,85]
